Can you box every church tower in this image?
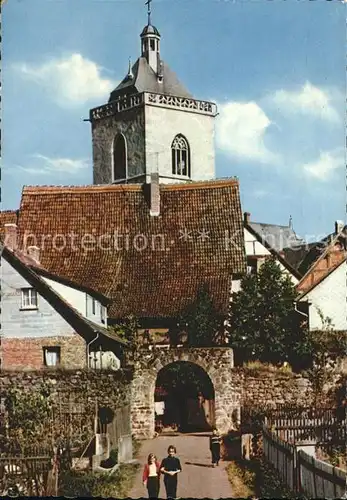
[90,1,217,185]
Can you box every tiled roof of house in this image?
[284,227,347,276]
[0,210,18,234]
[244,222,302,280]
[248,222,305,252]
[299,257,347,298]
[15,179,246,319]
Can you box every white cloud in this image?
[7,154,89,176]
[216,101,278,164]
[303,149,344,180]
[253,189,269,199]
[14,53,115,106]
[271,82,340,123]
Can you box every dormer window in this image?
[21,288,38,310]
[171,134,190,177]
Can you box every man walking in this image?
[160,445,182,499]
[209,427,222,467]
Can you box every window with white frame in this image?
[43,346,61,367]
[92,298,96,315]
[171,134,190,177]
[21,288,38,309]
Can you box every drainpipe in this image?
[87,332,99,368]
[294,302,309,318]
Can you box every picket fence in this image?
[263,426,347,498]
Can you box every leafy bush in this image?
[227,458,298,499]
[59,463,139,498]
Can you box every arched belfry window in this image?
[113,133,127,181]
[171,134,190,177]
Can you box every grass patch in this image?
[59,463,140,498]
[226,458,297,499]
[226,461,255,498]
[242,360,293,376]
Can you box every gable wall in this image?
[1,258,75,339]
[300,261,347,330]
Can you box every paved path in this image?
[128,433,233,499]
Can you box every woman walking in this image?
[143,453,161,499]
[209,427,222,467]
[160,445,182,499]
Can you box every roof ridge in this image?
[22,178,239,194]
[250,221,292,229]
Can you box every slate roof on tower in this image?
[13,179,246,319]
[109,57,193,101]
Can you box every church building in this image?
[90,3,217,185]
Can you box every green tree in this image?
[178,285,223,347]
[306,309,346,404]
[228,257,309,366]
[4,384,52,451]
[108,314,140,364]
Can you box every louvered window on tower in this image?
[171,134,190,177]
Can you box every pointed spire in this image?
[127,57,133,79]
[145,0,152,25]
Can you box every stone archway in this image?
[130,347,241,439]
[155,360,215,433]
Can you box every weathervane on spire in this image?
[145,0,152,25]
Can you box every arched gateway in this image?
[130,347,240,439]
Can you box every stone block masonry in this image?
[0,369,132,410]
[130,347,238,439]
[235,369,314,408]
[1,334,87,370]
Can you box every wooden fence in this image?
[107,405,132,453]
[0,446,56,497]
[265,407,346,449]
[263,426,347,498]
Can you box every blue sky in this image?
[2,0,345,240]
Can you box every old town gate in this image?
[130,347,240,439]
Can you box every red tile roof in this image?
[10,179,245,319]
[0,210,18,234]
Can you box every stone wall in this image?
[0,368,132,409]
[1,335,87,370]
[235,369,313,408]
[92,107,146,184]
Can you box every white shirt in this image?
[149,463,157,476]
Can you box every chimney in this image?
[243,212,251,225]
[27,246,40,264]
[335,220,344,235]
[150,172,160,217]
[4,223,18,251]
